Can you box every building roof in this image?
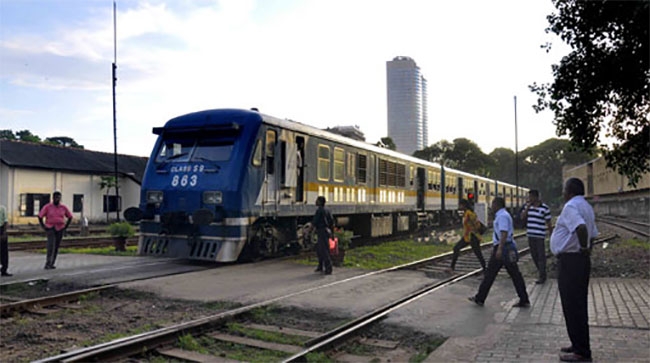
[0,140,149,184]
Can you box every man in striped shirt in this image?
[521,189,553,284]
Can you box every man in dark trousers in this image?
[520,189,553,284]
[38,191,73,269]
[468,197,530,308]
[0,204,11,277]
[551,178,597,362]
[311,196,334,275]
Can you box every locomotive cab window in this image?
[191,140,234,162]
[156,139,194,162]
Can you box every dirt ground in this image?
[0,228,647,362]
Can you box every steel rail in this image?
[32,232,529,362]
[9,236,139,251]
[0,285,115,317]
[598,217,649,238]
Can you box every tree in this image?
[15,130,41,143]
[488,148,516,184]
[378,137,396,151]
[45,136,84,149]
[0,130,16,140]
[445,138,493,176]
[99,176,117,223]
[530,0,649,186]
[518,139,596,205]
[412,140,454,166]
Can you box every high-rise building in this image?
[386,56,428,155]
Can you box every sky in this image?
[0,0,572,158]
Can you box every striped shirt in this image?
[525,203,551,238]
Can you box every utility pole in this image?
[112,1,120,222]
[514,96,519,211]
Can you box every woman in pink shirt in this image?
[38,191,73,269]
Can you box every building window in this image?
[333,147,344,182]
[19,193,50,217]
[318,145,330,181]
[357,153,367,184]
[73,194,84,213]
[103,195,122,212]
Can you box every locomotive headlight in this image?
[146,191,164,204]
[203,191,223,204]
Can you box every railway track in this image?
[8,236,139,251]
[38,231,610,363]
[597,216,650,238]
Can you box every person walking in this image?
[0,204,11,277]
[551,178,597,362]
[520,189,553,284]
[448,199,486,273]
[468,197,530,307]
[38,191,73,269]
[311,196,334,275]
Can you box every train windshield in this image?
[155,136,234,163]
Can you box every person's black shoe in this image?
[1,271,12,277]
[513,300,531,308]
[559,353,592,362]
[468,296,484,306]
[323,270,332,275]
[560,346,575,353]
[314,268,323,273]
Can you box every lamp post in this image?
[112,1,120,222]
[514,96,519,211]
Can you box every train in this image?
[124,108,529,262]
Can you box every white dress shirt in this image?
[550,195,598,255]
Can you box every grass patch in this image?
[56,245,139,256]
[296,239,455,270]
[621,238,650,250]
[409,337,448,363]
[226,322,307,346]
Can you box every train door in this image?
[263,129,278,212]
[295,136,305,202]
[417,167,425,210]
[457,176,464,204]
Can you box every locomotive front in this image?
[124,109,263,262]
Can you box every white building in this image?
[0,140,148,225]
[386,56,429,155]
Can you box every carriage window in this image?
[251,139,263,167]
[357,153,367,184]
[334,147,344,182]
[318,145,330,181]
[347,152,355,182]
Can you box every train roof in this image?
[157,108,526,188]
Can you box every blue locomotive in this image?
[124,108,528,262]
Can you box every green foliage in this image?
[530,0,649,187]
[16,129,41,142]
[178,334,208,353]
[0,130,16,140]
[226,322,307,346]
[45,136,84,149]
[333,228,353,249]
[57,245,138,256]
[379,137,397,151]
[107,222,135,238]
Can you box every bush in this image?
[333,228,353,249]
[107,222,135,238]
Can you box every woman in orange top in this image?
[448,199,486,272]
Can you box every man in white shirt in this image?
[550,178,598,362]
